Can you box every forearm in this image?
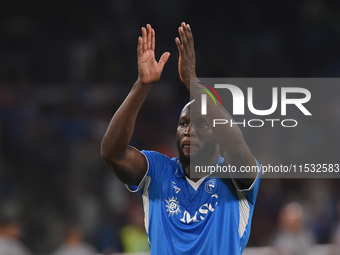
[101,80,152,161]
[100,23,169,185]
[176,22,250,161]
[177,22,256,185]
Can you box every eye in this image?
[197,121,207,128]
[180,121,188,127]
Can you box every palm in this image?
[138,50,162,84]
[137,25,170,85]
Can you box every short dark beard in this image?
[176,138,218,170]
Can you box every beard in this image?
[176,137,218,170]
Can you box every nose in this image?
[184,123,196,136]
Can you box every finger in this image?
[181,23,194,50]
[147,24,152,50]
[178,27,187,49]
[182,23,192,43]
[158,52,170,69]
[185,24,191,37]
[187,24,193,37]
[186,24,194,48]
[137,36,143,57]
[175,37,184,55]
[151,29,155,51]
[181,21,188,37]
[142,27,147,52]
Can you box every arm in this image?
[100,24,170,186]
[175,22,257,187]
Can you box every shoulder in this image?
[141,150,177,169]
[141,150,174,160]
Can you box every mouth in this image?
[181,140,199,153]
[182,140,198,147]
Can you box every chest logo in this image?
[165,197,181,217]
[205,179,217,194]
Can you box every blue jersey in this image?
[127,150,261,255]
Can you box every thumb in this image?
[158,52,170,69]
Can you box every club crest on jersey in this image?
[205,179,216,193]
[165,197,181,217]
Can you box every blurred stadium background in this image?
[1,0,340,254]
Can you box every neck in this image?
[184,165,209,182]
[184,150,220,182]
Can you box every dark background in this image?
[0,0,340,253]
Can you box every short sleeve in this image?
[232,158,261,205]
[125,150,169,193]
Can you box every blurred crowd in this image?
[1,0,340,254]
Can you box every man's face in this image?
[176,101,217,167]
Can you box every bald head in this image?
[179,100,200,120]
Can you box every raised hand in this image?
[137,24,170,85]
[175,22,197,86]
